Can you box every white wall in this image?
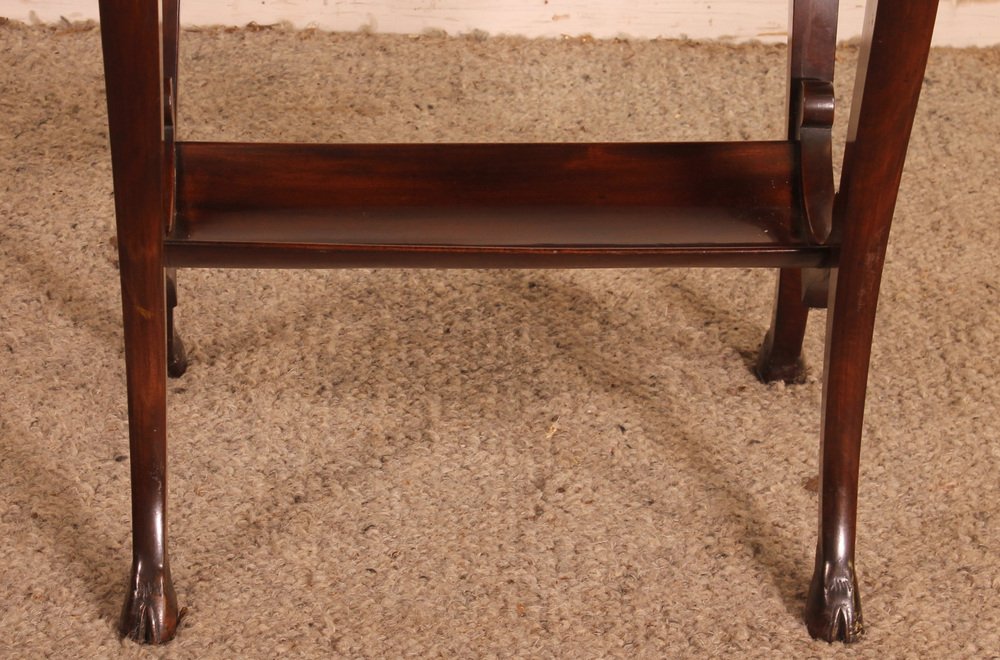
[3,0,999,46]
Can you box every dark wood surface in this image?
[805,0,940,643]
[166,141,828,269]
[756,0,839,385]
[176,141,798,212]
[97,0,940,646]
[98,0,180,644]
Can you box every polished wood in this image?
[756,0,839,384]
[96,0,938,645]
[806,0,939,642]
[162,0,187,378]
[98,0,180,644]
[165,268,187,378]
[756,266,810,383]
[166,141,827,269]
[788,0,837,244]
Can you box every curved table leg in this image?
[166,269,188,378]
[99,0,182,644]
[756,268,809,384]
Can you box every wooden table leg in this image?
[757,268,810,383]
[805,0,938,642]
[756,1,839,384]
[99,0,181,643]
[166,268,188,378]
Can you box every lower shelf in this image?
[165,141,830,269]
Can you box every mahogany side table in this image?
[97,0,939,644]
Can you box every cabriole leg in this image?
[163,0,187,379]
[805,268,868,643]
[99,0,180,644]
[757,0,839,384]
[756,268,809,383]
[804,0,939,643]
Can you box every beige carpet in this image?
[1,20,998,658]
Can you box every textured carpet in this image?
[1,20,998,658]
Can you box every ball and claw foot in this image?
[805,560,864,643]
[120,563,183,644]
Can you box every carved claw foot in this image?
[120,562,182,644]
[805,559,864,643]
[754,330,807,384]
[167,326,188,378]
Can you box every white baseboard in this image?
[2,1,998,46]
